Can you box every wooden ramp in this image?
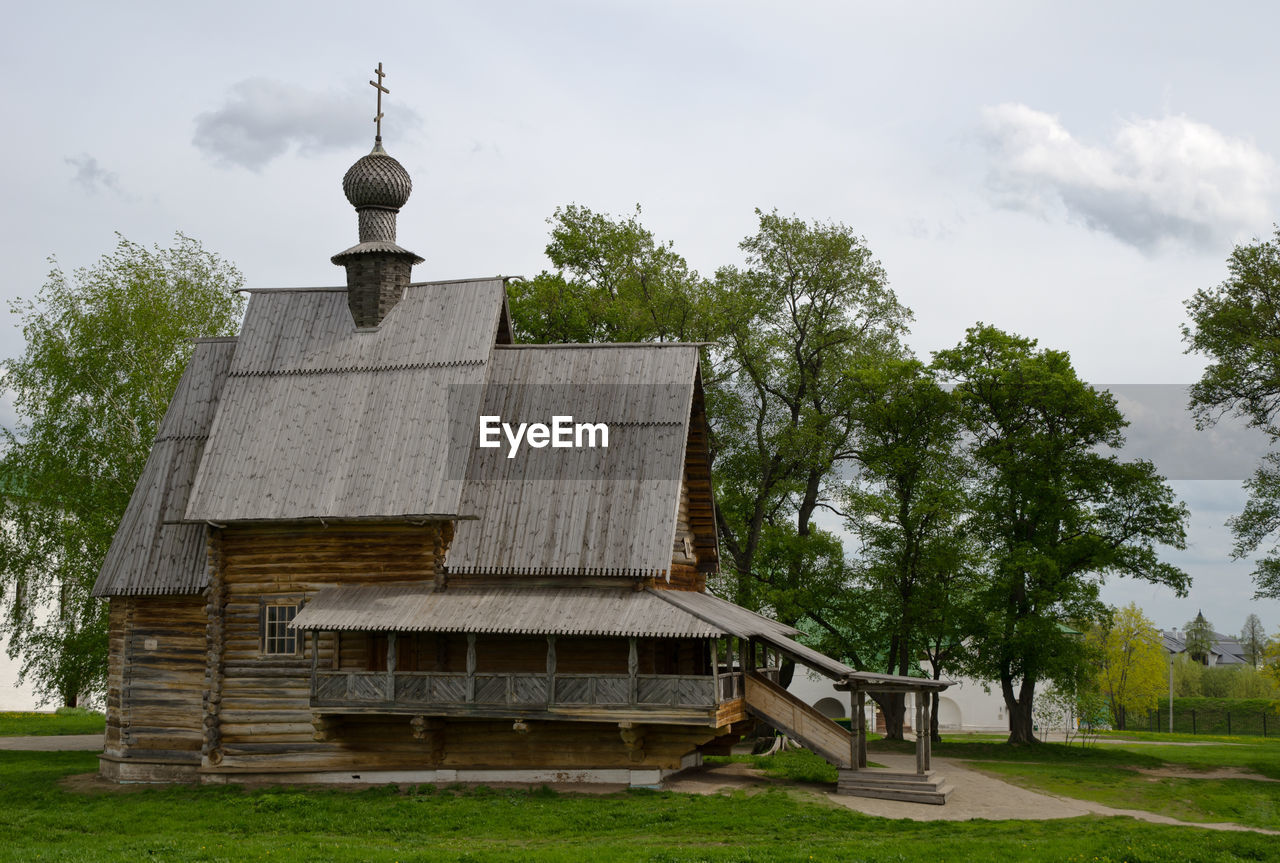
[742,672,852,768]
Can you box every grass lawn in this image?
[1,751,1276,862]
[0,710,105,737]
[704,749,886,783]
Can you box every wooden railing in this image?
[311,669,744,712]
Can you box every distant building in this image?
[1161,629,1249,666]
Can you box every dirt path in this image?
[665,753,1280,835]
[0,734,102,751]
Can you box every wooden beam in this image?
[465,634,476,703]
[915,695,925,775]
[386,633,397,701]
[628,637,638,704]
[856,690,867,768]
[545,635,557,705]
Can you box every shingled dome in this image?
[342,142,412,210]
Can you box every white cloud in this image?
[980,103,1276,252]
[193,79,422,170]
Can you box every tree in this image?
[707,211,913,724]
[1184,229,1280,598]
[1183,611,1215,665]
[838,359,978,741]
[0,234,245,705]
[1088,603,1167,729]
[934,325,1191,743]
[1241,613,1267,668]
[1262,632,1280,688]
[506,204,712,344]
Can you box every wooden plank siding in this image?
[104,595,207,763]
[205,521,442,768]
[197,520,737,774]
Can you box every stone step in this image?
[837,780,954,805]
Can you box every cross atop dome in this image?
[370,62,389,142]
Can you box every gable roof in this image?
[98,277,717,594]
[446,344,701,578]
[1161,629,1250,665]
[184,279,508,522]
[93,338,237,596]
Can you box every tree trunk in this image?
[873,692,906,740]
[1002,673,1037,744]
[63,691,77,709]
[930,690,941,743]
[778,656,796,688]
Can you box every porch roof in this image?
[290,584,727,638]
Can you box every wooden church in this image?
[92,75,952,799]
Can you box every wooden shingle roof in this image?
[291,584,726,638]
[446,344,701,578]
[184,279,508,522]
[92,338,237,596]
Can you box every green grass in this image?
[1097,729,1280,745]
[704,749,887,783]
[0,709,105,737]
[1,751,1277,862]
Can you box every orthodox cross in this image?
[369,62,389,140]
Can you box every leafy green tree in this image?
[1184,229,1280,598]
[506,204,711,344]
[1183,611,1215,665]
[0,234,245,706]
[707,210,912,708]
[934,325,1190,743]
[1262,631,1280,688]
[1241,613,1267,668]
[835,359,978,740]
[1088,603,1167,729]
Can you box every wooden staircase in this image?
[837,769,954,805]
[742,671,953,805]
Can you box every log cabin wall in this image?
[204,521,727,775]
[206,521,441,771]
[103,595,207,769]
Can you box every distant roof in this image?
[447,345,701,578]
[185,279,509,522]
[291,584,727,638]
[93,339,237,596]
[1161,629,1249,664]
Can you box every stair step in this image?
[839,769,938,784]
[838,777,948,792]
[836,781,954,805]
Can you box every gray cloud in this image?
[980,104,1276,252]
[193,79,422,170]
[65,154,122,195]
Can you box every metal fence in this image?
[1138,707,1275,737]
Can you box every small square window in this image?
[263,604,299,656]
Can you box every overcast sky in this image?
[3,1,1280,706]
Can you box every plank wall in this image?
[105,595,206,763]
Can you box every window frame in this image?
[259,596,305,658]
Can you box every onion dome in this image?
[342,140,413,211]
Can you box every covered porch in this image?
[290,584,786,728]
